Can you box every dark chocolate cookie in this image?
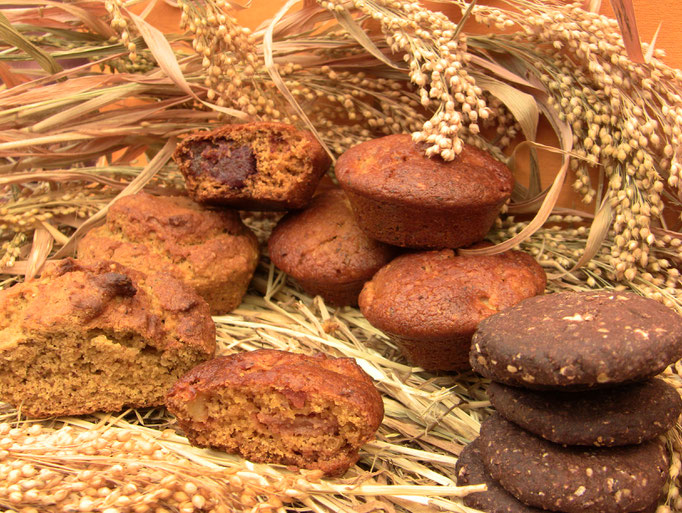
[470,290,682,389]
[478,413,668,513]
[456,439,547,513]
[488,379,682,446]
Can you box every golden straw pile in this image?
[0,0,681,512]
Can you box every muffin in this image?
[268,189,398,306]
[359,249,546,371]
[78,192,259,314]
[173,122,332,210]
[335,134,514,248]
[166,349,384,476]
[0,259,216,418]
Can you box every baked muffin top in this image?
[167,349,384,427]
[0,258,216,356]
[268,189,396,284]
[79,192,259,289]
[359,249,546,341]
[336,134,514,208]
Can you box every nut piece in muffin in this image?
[359,249,546,371]
[268,189,398,306]
[173,122,332,210]
[0,259,216,418]
[166,349,384,476]
[78,192,259,315]
[335,134,514,248]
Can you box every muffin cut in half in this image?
[0,259,216,418]
[173,122,332,210]
[166,349,384,476]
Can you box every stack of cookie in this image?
[458,290,682,513]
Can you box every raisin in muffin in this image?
[359,249,546,371]
[78,192,259,314]
[335,134,514,248]
[166,349,384,476]
[268,189,397,306]
[0,259,216,418]
[174,122,332,210]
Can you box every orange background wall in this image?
[146,1,682,69]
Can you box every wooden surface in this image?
[139,1,682,211]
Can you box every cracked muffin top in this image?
[78,192,259,314]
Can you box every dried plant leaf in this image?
[38,220,69,246]
[644,21,662,63]
[126,10,248,120]
[469,54,539,90]
[331,7,403,70]
[609,0,644,63]
[25,227,53,280]
[264,0,334,161]
[460,96,573,257]
[0,11,63,74]
[473,73,538,141]
[30,84,139,133]
[583,0,602,12]
[255,7,334,39]
[53,138,177,258]
[0,61,26,88]
[0,171,126,188]
[0,0,115,37]
[452,0,477,40]
[569,199,612,272]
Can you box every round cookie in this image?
[488,379,682,446]
[335,134,514,248]
[478,413,668,513]
[470,290,682,389]
[358,248,545,371]
[456,439,547,513]
[268,189,397,306]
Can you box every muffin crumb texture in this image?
[166,350,384,476]
[0,259,216,418]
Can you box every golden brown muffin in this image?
[335,134,514,248]
[358,249,546,371]
[78,192,259,315]
[166,349,384,476]
[173,122,332,210]
[0,259,216,418]
[268,189,398,306]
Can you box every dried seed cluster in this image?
[104,0,138,61]
[456,0,682,283]
[319,0,489,160]
[0,422,320,513]
[492,215,682,312]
